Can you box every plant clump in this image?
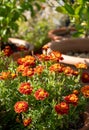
[0,49,89,130]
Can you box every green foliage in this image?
[0,51,88,129]
[56,0,89,37]
[0,0,43,41]
[22,19,51,52]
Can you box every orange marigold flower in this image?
[75,63,87,69]
[23,58,35,67]
[49,63,63,72]
[81,72,89,83]
[42,44,49,51]
[23,118,32,126]
[63,66,73,75]
[22,68,34,77]
[64,94,78,106]
[14,101,29,113]
[17,57,26,65]
[72,90,79,95]
[0,71,10,80]
[11,73,17,79]
[23,61,35,67]
[22,55,35,66]
[34,88,49,100]
[81,85,89,98]
[3,45,13,56]
[36,54,50,61]
[17,65,29,73]
[34,65,44,75]
[17,55,35,66]
[50,51,63,61]
[55,102,69,115]
[18,82,33,95]
[17,45,27,51]
[72,70,79,76]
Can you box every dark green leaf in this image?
[56,6,67,14]
[35,2,41,11]
[75,5,83,15]
[65,4,74,15]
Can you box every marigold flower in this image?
[23,58,35,67]
[34,65,44,74]
[3,45,13,56]
[50,51,63,61]
[11,73,17,79]
[75,63,87,69]
[14,101,29,113]
[23,118,32,126]
[81,72,89,83]
[64,94,78,106]
[49,63,63,72]
[36,54,50,61]
[17,57,25,65]
[72,90,79,95]
[0,71,10,80]
[55,102,69,115]
[18,82,33,95]
[72,70,79,76]
[17,65,29,73]
[22,68,34,77]
[17,55,35,66]
[34,88,49,100]
[81,85,89,98]
[17,45,27,51]
[42,44,49,51]
[63,66,73,75]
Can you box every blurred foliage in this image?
[56,0,89,37]
[0,0,44,42]
[21,19,52,53]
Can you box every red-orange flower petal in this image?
[22,68,34,77]
[23,118,32,126]
[14,101,29,113]
[18,82,33,95]
[75,63,87,69]
[64,94,78,106]
[34,88,49,100]
[55,102,69,115]
[81,85,89,98]
[34,65,44,75]
[49,63,63,72]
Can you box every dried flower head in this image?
[81,72,89,83]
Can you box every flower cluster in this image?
[14,101,29,113]
[2,45,28,57]
[0,50,89,130]
[3,45,13,56]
